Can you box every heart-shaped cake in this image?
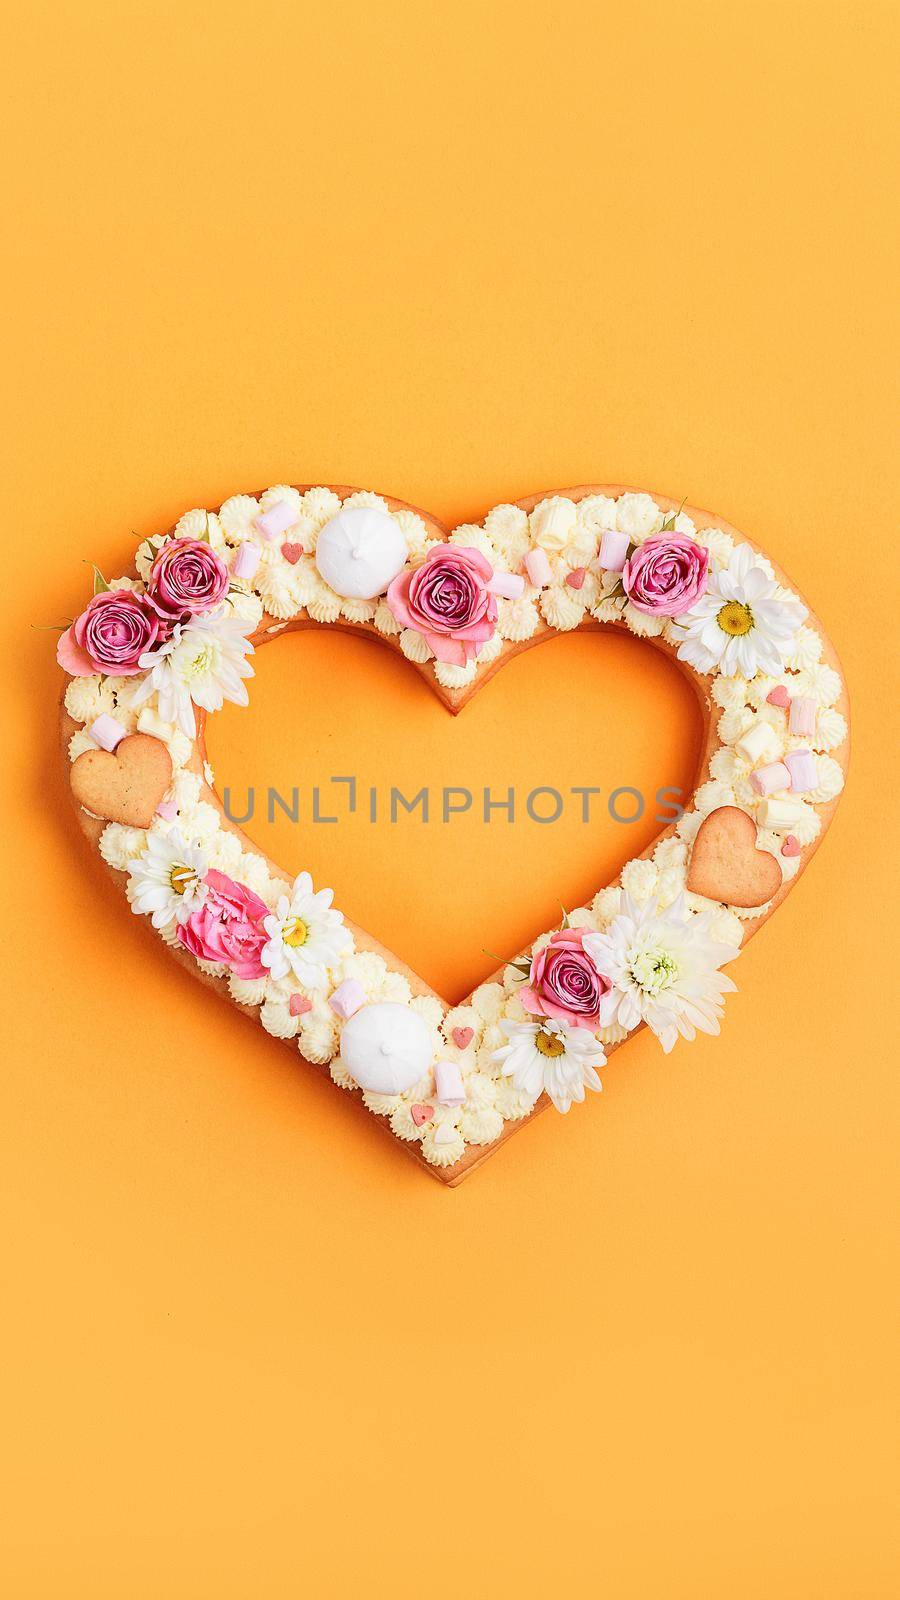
[58,483,849,1184]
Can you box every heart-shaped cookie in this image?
[70,732,173,828]
[58,483,849,1184]
[685,806,784,907]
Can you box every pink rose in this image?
[387,546,498,666]
[147,538,229,621]
[622,534,709,617]
[520,928,611,1031]
[177,869,269,978]
[57,588,161,677]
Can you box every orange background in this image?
[2,2,898,1595]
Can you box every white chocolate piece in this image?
[315,507,408,600]
[735,722,781,765]
[340,1002,433,1095]
[756,797,808,831]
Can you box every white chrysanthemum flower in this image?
[493,1019,605,1114]
[584,894,738,1053]
[672,544,807,678]
[260,870,351,988]
[133,609,254,737]
[126,829,208,929]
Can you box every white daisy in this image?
[671,544,807,678]
[127,829,209,929]
[260,871,351,989]
[493,1019,605,1114]
[134,609,254,737]
[584,895,738,1054]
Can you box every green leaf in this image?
[90,564,110,594]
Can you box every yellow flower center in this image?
[282,917,309,948]
[534,1029,566,1058]
[717,600,753,636]
[169,864,198,896]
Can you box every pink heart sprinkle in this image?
[411,1104,434,1128]
[452,1026,474,1049]
[289,993,313,1016]
[281,542,303,564]
[766,686,790,708]
[781,835,801,858]
[565,566,587,590]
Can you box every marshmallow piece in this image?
[255,499,297,540]
[233,542,261,580]
[329,979,366,1020]
[88,713,127,752]
[289,992,313,1017]
[434,1060,465,1106]
[598,529,630,572]
[315,507,407,600]
[789,695,817,736]
[156,798,178,820]
[750,761,791,797]
[734,721,781,765]
[529,496,578,551]
[756,797,808,831]
[433,1121,460,1146]
[340,1002,432,1095]
[783,748,818,794]
[488,570,526,600]
[524,548,553,588]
